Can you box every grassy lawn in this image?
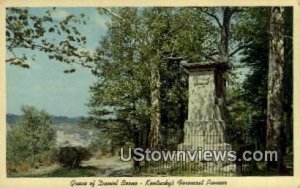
[8,158,292,177]
[9,166,98,177]
[37,167,98,177]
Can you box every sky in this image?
[6,8,110,117]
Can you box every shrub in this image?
[6,106,56,169]
[56,146,92,169]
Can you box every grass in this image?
[41,167,97,177]
[8,159,293,177]
[140,161,294,177]
[9,166,98,177]
[141,161,235,177]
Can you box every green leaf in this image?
[48,27,55,32]
[21,64,30,68]
[63,68,76,73]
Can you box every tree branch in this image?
[204,55,218,62]
[199,9,222,28]
[229,44,251,57]
[228,7,244,18]
[101,8,126,22]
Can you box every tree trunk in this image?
[133,129,141,173]
[148,57,161,150]
[216,8,232,120]
[219,8,231,63]
[266,7,285,173]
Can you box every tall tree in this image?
[199,7,247,119]
[89,8,150,170]
[234,7,292,174]
[240,8,270,150]
[92,7,213,150]
[266,7,286,173]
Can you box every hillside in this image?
[6,114,83,125]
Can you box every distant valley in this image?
[6,113,83,126]
[6,114,99,148]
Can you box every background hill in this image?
[6,113,82,125]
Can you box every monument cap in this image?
[180,61,229,72]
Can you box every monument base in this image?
[178,120,230,150]
[178,142,232,151]
[177,119,232,163]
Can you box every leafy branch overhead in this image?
[6,8,95,72]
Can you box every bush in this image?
[7,106,56,170]
[56,146,92,169]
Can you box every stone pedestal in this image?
[179,62,231,152]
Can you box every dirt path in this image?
[82,156,133,176]
[9,156,133,177]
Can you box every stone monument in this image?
[179,62,231,152]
